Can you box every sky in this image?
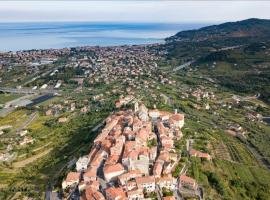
[0,1,270,23]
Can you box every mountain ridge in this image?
[166,18,270,43]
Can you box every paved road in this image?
[0,94,34,117]
[172,60,195,72]
[0,87,60,94]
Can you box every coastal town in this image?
[0,26,270,200]
[0,43,269,200]
[62,100,211,200]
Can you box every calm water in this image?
[0,22,208,51]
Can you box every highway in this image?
[0,87,60,94]
[172,60,195,72]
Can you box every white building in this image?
[136,176,156,193]
[156,176,175,190]
[76,156,90,172]
[127,189,144,200]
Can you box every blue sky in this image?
[0,1,270,23]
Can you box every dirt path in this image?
[16,111,38,132]
[18,142,52,158]
[13,148,52,168]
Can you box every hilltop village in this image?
[62,101,211,200]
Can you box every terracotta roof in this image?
[84,167,97,178]
[85,188,105,200]
[105,155,120,165]
[153,162,163,176]
[189,149,211,159]
[118,169,143,182]
[66,172,80,182]
[127,188,143,196]
[104,163,125,174]
[136,176,155,185]
[105,187,127,200]
[157,176,174,183]
[170,114,184,121]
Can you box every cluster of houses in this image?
[226,123,246,137]
[191,89,215,102]
[61,101,210,199]
[45,100,89,117]
[61,45,172,95]
[115,95,135,108]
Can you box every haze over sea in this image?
[0,22,208,51]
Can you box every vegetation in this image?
[147,138,157,148]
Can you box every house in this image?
[135,176,156,193]
[45,109,53,116]
[104,163,126,182]
[153,161,163,178]
[169,114,184,129]
[149,146,157,161]
[159,111,172,121]
[105,187,127,200]
[83,167,97,182]
[148,109,160,120]
[115,95,134,108]
[76,156,90,171]
[85,187,105,200]
[62,172,80,189]
[126,180,137,191]
[156,176,175,190]
[89,150,107,168]
[17,130,28,137]
[105,154,120,166]
[160,135,174,149]
[138,104,149,121]
[129,150,150,175]
[118,170,143,185]
[86,180,100,191]
[58,117,68,123]
[179,175,198,190]
[110,136,125,156]
[127,189,144,200]
[189,149,212,160]
[19,136,34,146]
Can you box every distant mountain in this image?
[167,18,270,43]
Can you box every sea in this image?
[0,22,208,51]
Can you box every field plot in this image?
[214,142,232,161]
[225,140,258,166]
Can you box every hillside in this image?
[165,18,270,60]
[167,18,270,43]
[163,18,270,104]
